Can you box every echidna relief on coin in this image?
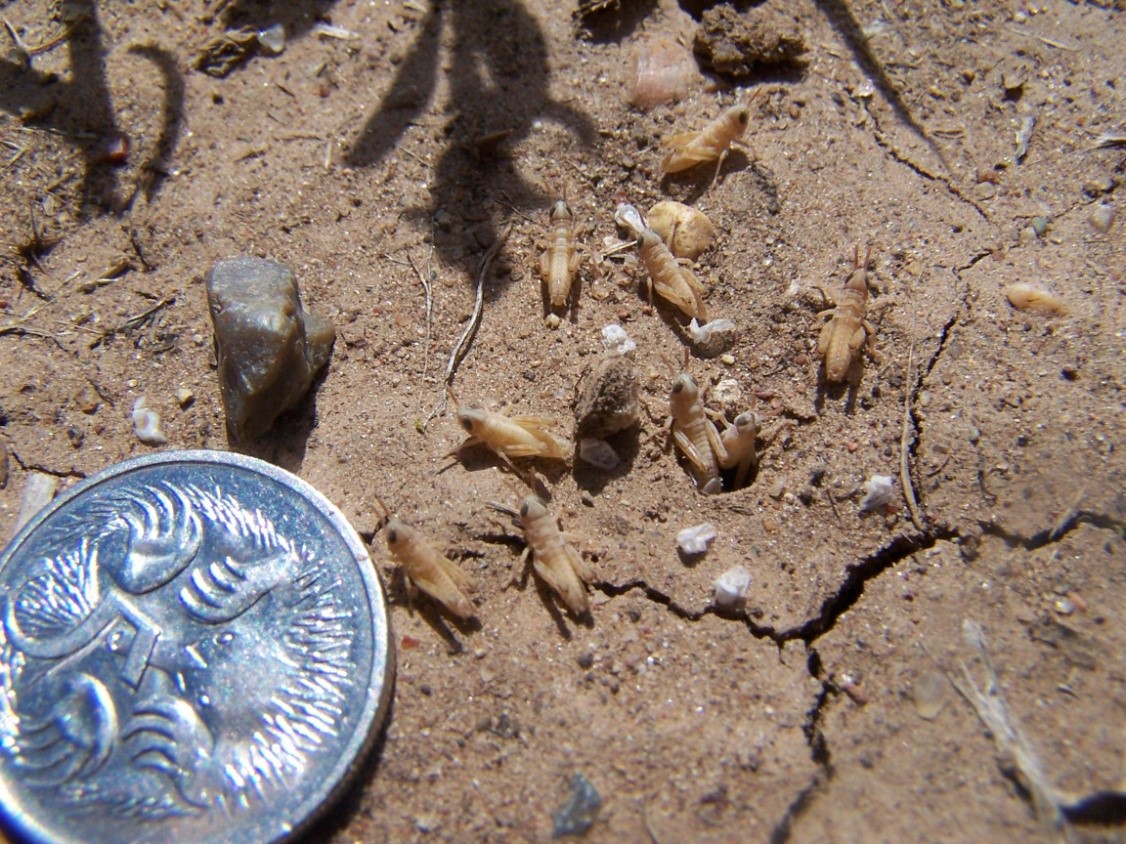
[0,452,392,844]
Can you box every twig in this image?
[425,223,512,424]
[408,252,433,375]
[900,343,925,531]
[91,296,174,347]
[2,18,31,68]
[1004,25,1078,51]
[946,620,1076,843]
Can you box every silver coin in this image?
[0,451,394,844]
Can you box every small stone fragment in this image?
[767,475,786,499]
[677,522,717,556]
[1030,215,1050,237]
[647,201,716,260]
[912,670,948,720]
[1090,202,1115,233]
[15,472,58,534]
[859,474,895,513]
[578,438,621,471]
[600,323,636,355]
[574,353,640,439]
[1004,282,1065,315]
[688,317,737,358]
[132,396,167,446]
[545,313,562,330]
[552,773,602,838]
[694,4,808,79]
[206,256,335,441]
[256,23,286,55]
[714,565,752,609]
[176,387,195,408]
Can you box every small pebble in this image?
[1005,282,1065,315]
[545,313,562,330]
[720,353,735,366]
[256,23,286,55]
[15,472,58,534]
[578,438,621,471]
[912,670,948,720]
[767,476,786,499]
[1030,215,1050,237]
[207,256,335,441]
[1089,202,1115,233]
[552,773,602,838]
[859,474,896,513]
[713,565,752,609]
[176,387,195,408]
[132,396,168,445]
[676,522,717,556]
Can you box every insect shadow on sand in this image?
[343,0,597,288]
[0,0,184,215]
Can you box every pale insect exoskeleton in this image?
[376,499,476,620]
[816,245,876,384]
[539,200,581,312]
[491,496,593,617]
[660,99,755,179]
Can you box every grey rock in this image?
[206,257,335,441]
[552,773,602,838]
[573,354,640,440]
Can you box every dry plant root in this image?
[376,500,476,621]
[539,200,581,311]
[816,245,875,383]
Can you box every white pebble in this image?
[713,565,752,609]
[176,387,195,408]
[132,396,167,446]
[579,438,621,470]
[601,324,636,355]
[676,522,717,556]
[688,317,737,357]
[859,474,896,513]
[14,472,58,534]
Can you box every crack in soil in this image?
[863,104,989,221]
[7,448,86,480]
[593,578,778,641]
[981,510,1126,550]
[768,649,833,844]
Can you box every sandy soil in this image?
[1,0,1124,842]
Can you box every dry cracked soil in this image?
[0,0,1124,842]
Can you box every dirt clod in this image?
[694,5,808,79]
[573,353,640,439]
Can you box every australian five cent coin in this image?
[0,451,394,844]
